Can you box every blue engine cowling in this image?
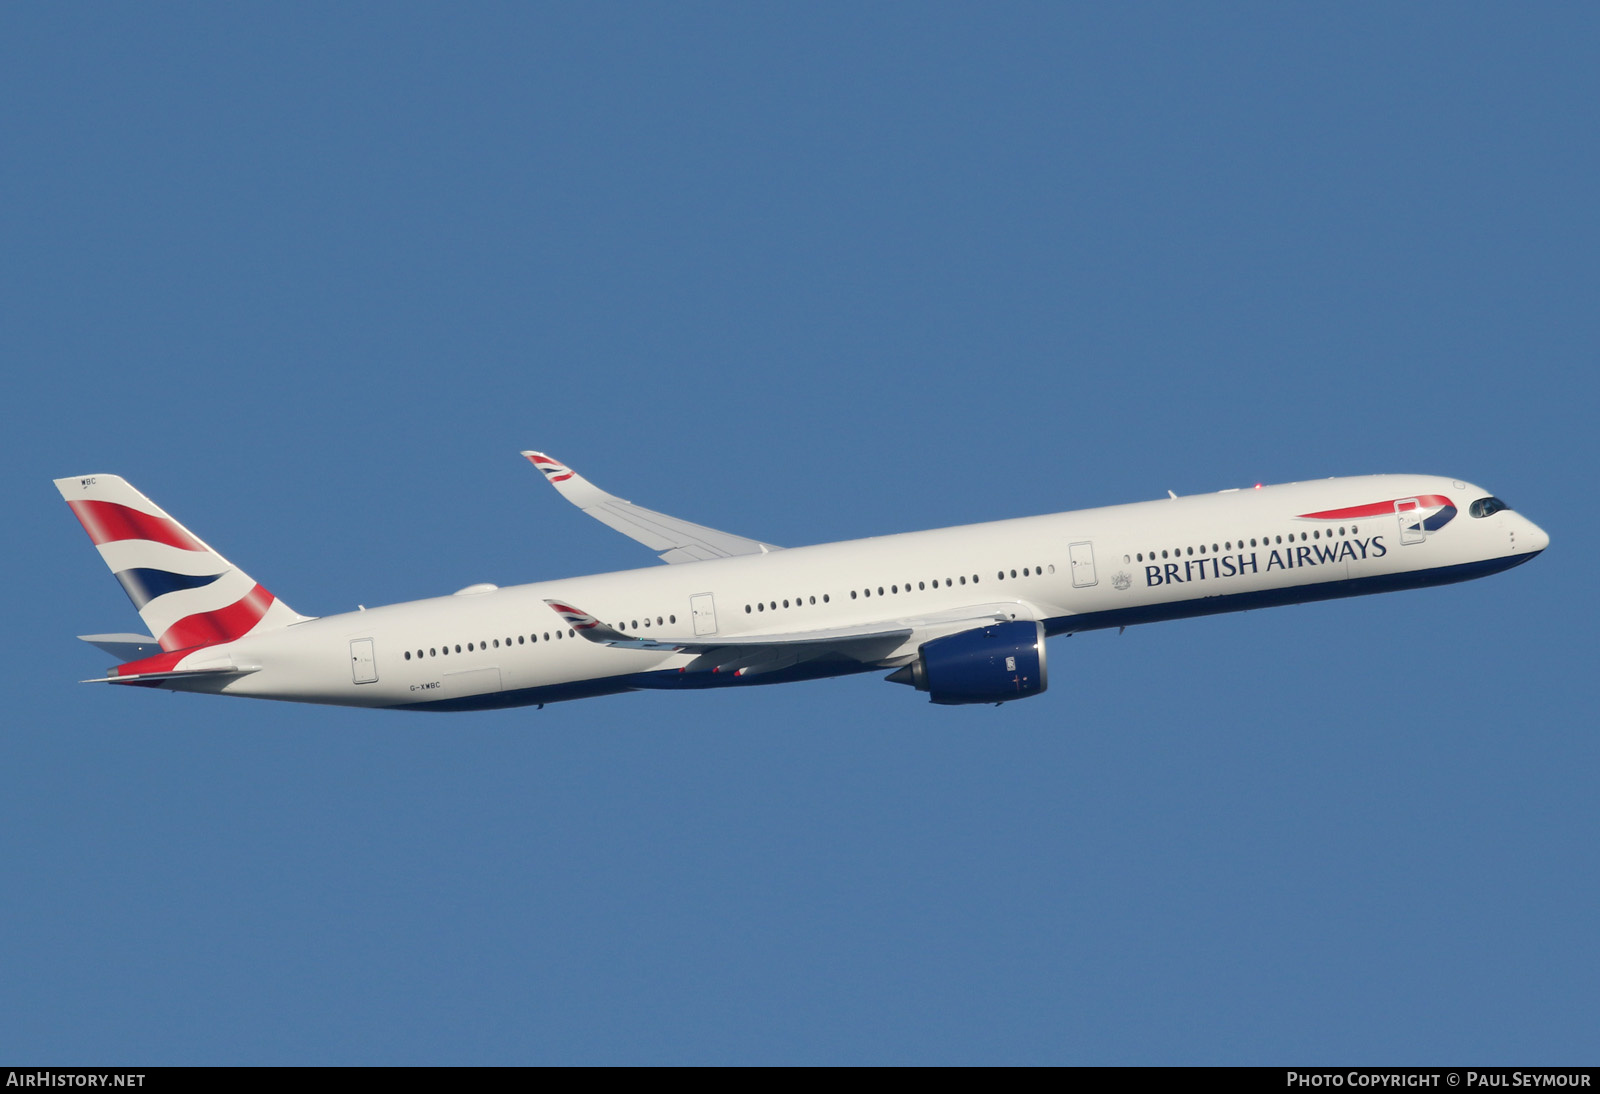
[886,620,1047,705]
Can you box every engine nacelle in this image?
[886,620,1048,705]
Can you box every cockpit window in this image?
[1469,496,1511,518]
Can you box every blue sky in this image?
[2,4,1594,1064]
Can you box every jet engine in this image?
[886,620,1047,705]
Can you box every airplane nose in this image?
[1521,516,1550,554]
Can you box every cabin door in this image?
[690,592,718,636]
[1069,541,1098,587]
[350,638,378,684]
[1395,498,1427,545]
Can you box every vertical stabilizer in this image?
[55,474,309,652]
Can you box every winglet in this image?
[544,599,619,640]
[543,599,686,652]
[524,451,573,484]
[521,451,782,564]
[522,452,616,510]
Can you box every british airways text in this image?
[1145,536,1387,587]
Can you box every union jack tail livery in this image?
[54,475,308,658]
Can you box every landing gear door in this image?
[690,592,718,636]
[1396,498,1426,545]
[1068,541,1098,588]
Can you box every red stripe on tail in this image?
[158,584,276,651]
[113,649,196,677]
[67,500,206,551]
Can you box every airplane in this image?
[55,455,1549,711]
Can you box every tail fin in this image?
[54,474,309,653]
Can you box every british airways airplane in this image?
[56,455,1548,710]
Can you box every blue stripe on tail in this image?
[113,568,225,610]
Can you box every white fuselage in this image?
[164,474,1547,711]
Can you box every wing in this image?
[546,599,910,653]
[522,451,782,564]
[543,598,1039,678]
[545,599,909,677]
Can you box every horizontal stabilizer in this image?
[78,633,161,660]
[83,665,259,685]
[522,451,782,564]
